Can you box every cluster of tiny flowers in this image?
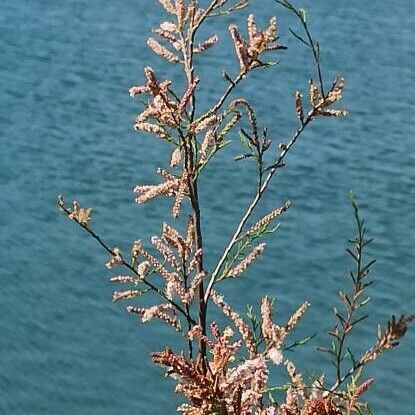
[150,293,316,415]
[56,1,414,414]
[229,14,284,73]
[112,289,141,302]
[211,290,256,355]
[310,78,348,117]
[248,201,292,234]
[105,248,123,269]
[134,169,188,218]
[361,314,415,363]
[57,196,92,227]
[260,297,310,351]
[109,275,137,284]
[227,243,266,277]
[128,303,180,330]
[220,355,268,409]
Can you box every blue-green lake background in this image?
[1,0,414,414]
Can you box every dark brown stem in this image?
[179,2,226,366]
[181,256,194,359]
[189,177,207,363]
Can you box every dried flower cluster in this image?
[361,314,415,363]
[151,294,314,415]
[229,14,286,73]
[58,196,92,226]
[58,1,413,414]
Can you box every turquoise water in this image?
[1,1,414,414]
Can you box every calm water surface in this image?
[1,1,414,414]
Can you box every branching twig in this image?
[276,0,325,96]
[57,198,196,326]
[204,110,315,303]
[323,193,375,391]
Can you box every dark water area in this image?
[1,1,414,414]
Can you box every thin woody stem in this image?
[150,30,200,357]
[183,0,221,122]
[330,203,371,391]
[302,21,325,97]
[330,361,365,392]
[195,70,247,128]
[137,83,197,358]
[277,0,325,95]
[194,58,269,128]
[181,257,194,358]
[211,71,247,115]
[178,6,210,363]
[180,1,239,361]
[58,202,196,326]
[155,81,201,360]
[204,112,314,303]
[188,175,208,364]
[185,0,233,363]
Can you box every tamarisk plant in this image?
[58,1,413,414]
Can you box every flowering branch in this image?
[204,3,348,303]
[57,195,196,327]
[57,1,413,414]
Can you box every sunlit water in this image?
[1,1,414,414]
